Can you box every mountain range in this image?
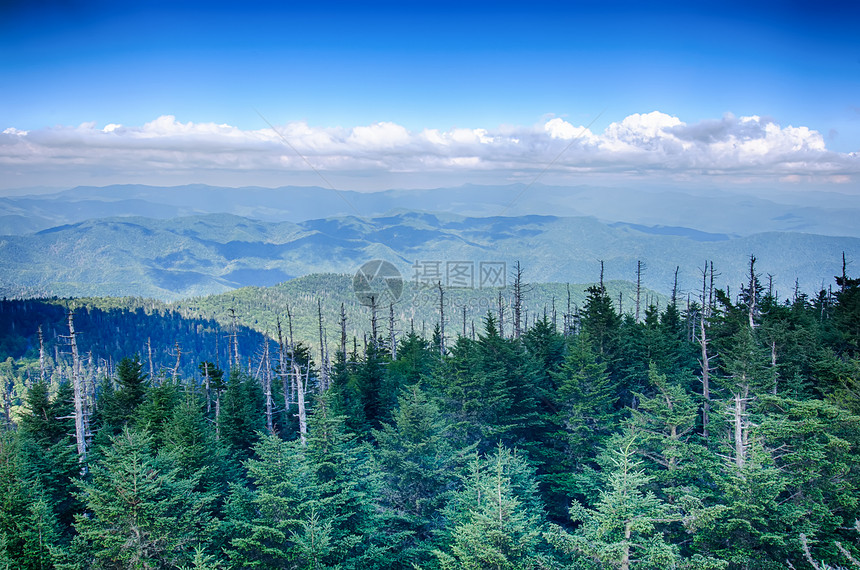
[3,183,860,237]
[0,210,855,301]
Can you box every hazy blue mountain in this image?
[2,183,859,237]
[0,211,855,301]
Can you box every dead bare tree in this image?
[228,308,240,369]
[261,338,274,435]
[67,310,87,473]
[370,294,379,347]
[635,260,645,322]
[698,261,715,438]
[147,337,155,382]
[318,299,329,391]
[38,325,47,384]
[293,359,308,445]
[512,261,525,339]
[340,303,347,357]
[389,303,397,359]
[276,317,291,425]
[437,282,445,355]
[498,290,506,337]
[201,361,212,414]
[171,341,182,383]
[671,266,680,309]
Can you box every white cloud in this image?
[1,112,857,189]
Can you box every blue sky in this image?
[1,1,858,192]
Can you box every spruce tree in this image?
[372,384,467,565]
[548,438,681,570]
[435,445,554,569]
[72,427,216,569]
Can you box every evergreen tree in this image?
[543,331,619,512]
[548,438,681,570]
[100,354,150,429]
[435,445,554,569]
[17,379,80,532]
[218,368,265,461]
[372,384,467,565]
[162,392,230,498]
[136,380,183,448]
[72,428,216,569]
[0,431,66,570]
[223,434,315,568]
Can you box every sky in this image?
[1,0,858,193]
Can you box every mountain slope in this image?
[0,211,855,301]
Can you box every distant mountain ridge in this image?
[0,210,855,301]
[2,182,860,237]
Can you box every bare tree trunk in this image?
[294,361,308,446]
[171,341,181,383]
[437,283,445,354]
[621,521,632,570]
[671,266,679,308]
[318,299,329,391]
[498,290,505,337]
[565,283,572,336]
[147,337,155,382]
[261,339,274,435]
[229,308,240,369]
[699,261,713,438]
[68,311,87,473]
[38,325,47,384]
[512,261,524,338]
[699,314,711,438]
[202,361,211,414]
[732,390,749,470]
[635,260,643,322]
[370,295,379,347]
[340,303,347,357]
[389,303,397,359]
[277,317,290,424]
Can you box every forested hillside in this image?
[1,210,856,300]
[1,259,859,569]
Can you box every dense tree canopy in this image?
[1,262,860,569]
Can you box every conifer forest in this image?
[1,256,860,570]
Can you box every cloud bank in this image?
[1,111,857,190]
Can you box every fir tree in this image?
[435,445,554,569]
[548,438,681,570]
[72,427,216,569]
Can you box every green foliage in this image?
[549,438,681,569]
[72,427,216,569]
[372,384,467,565]
[225,392,386,569]
[435,445,555,569]
[218,368,265,460]
[3,260,860,569]
[99,355,150,430]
